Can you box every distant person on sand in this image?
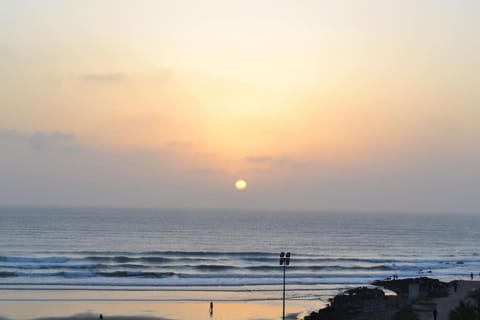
[209,301,214,316]
[433,307,437,320]
[99,314,103,319]
[471,272,474,280]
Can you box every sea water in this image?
[1,207,479,314]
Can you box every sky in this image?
[1,0,479,212]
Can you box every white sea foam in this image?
[1,208,480,301]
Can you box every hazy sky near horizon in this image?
[1,0,479,212]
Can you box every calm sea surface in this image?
[1,207,480,302]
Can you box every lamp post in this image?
[279,252,291,320]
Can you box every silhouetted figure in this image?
[471,272,474,280]
[209,301,214,316]
[453,281,458,292]
[433,307,437,320]
[99,314,103,319]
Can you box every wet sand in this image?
[0,287,325,320]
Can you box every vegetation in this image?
[304,287,396,320]
[449,288,480,320]
[449,300,477,320]
[391,306,418,320]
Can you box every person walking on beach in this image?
[471,272,474,280]
[209,301,214,316]
[433,307,437,320]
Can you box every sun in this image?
[235,179,247,191]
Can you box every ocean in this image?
[1,207,480,318]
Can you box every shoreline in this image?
[2,277,480,320]
[0,277,480,320]
[0,287,324,320]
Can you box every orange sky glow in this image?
[1,0,479,211]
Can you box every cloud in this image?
[0,129,18,139]
[79,72,128,83]
[0,43,9,56]
[0,128,228,208]
[77,69,173,85]
[0,129,76,151]
[0,43,13,65]
[29,131,76,150]
[1,126,480,213]
[127,113,166,127]
[164,141,193,148]
[246,155,291,166]
[186,168,221,175]
[246,156,273,163]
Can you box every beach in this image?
[3,279,480,320]
[0,286,322,320]
[1,208,480,319]
[2,1,480,318]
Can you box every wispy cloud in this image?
[0,129,18,140]
[246,155,291,166]
[127,113,166,127]
[0,129,76,151]
[186,168,221,175]
[164,141,193,148]
[79,72,128,83]
[0,128,228,208]
[0,43,9,57]
[246,156,274,163]
[77,69,174,85]
[29,131,76,150]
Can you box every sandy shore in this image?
[0,300,315,320]
[0,287,324,320]
[3,279,479,320]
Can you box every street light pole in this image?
[283,261,286,320]
[279,252,291,320]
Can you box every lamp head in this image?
[285,252,291,265]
